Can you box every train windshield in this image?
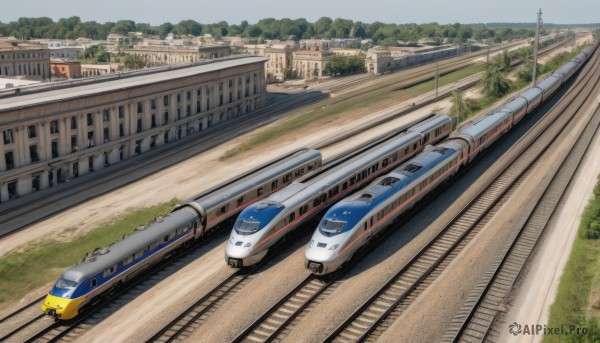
[234,218,261,235]
[319,218,347,236]
[55,277,78,289]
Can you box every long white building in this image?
[0,56,267,202]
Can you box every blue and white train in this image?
[305,41,598,275]
[225,115,452,267]
[42,148,322,320]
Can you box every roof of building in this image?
[0,56,267,112]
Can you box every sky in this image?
[1,0,599,25]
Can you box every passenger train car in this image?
[225,115,452,268]
[42,148,322,320]
[305,41,598,275]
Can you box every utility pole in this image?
[532,8,542,87]
[435,61,439,99]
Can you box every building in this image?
[264,45,294,82]
[332,49,363,57]
[0,56,267,202]
[365,48,393,75]
[121,45,232,66]
[50,59,82,79]
[0,42,51,80]
[81,63,119,77]
[292,50,335,79]
[299,39,331,51]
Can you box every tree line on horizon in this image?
[0,16,542,46]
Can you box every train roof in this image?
[407,115,451,134]
[519,87,543,102]
[189,149,321,212]
[63,209,198,282]
[260,131,424,209]
[453,109,512,139]
[325,146,459,228]
[536,75,561,92]
[502,97,527,113]
[0,56,268,113]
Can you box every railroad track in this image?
[444,63,600,343]
[144,268,258,343]
[231,275,339,343]
[322,38,600,343]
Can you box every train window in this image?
[123,256,134,265]
[300,168,305,175]
[362,170,368,179]
[220,204,229,214]
[257,187,263,196]
[321,194,327,203]
[163,235,169,243]
[308,164,313,171]
[134,250,144,259]
[350,177,356,185]
[342,182,348,191]
[148,241,159,251]
[176,228,183,235]
[237,196,244,206]
[413,143,417,150]
[405,147,410,155]
[382,158,389,167]
[370,217,374,227]
[271,180,278,190]
[91,279,97,288]
[103,265,117,278]
[364,222,367,231]
[289,212,296,222]
[313,198,321,207]
[299,204,309,215]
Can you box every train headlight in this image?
[244,242,251,247]
[309,239,314,248]
[329,244,339,250]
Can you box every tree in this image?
[450,91,476,121]
[112,20,136,35]
[123,54,147,70]
[314,17,332,36]
[481,64,513,98]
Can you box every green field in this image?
[0,199,177,307]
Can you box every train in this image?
[225,115,452,267]
[42,148,322,320]
[305,42,598,275]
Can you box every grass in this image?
[222,63,485,159]
[544,175,600,342]
[540,45,586,76]
[0,199,178,307]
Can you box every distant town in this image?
[0,17,557,88]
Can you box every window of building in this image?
[151,115,157,128]
[71,116,77,129]
[164,111,169,123]
[51,141,58,158]
[187,91,191,100]
[88,156,94,172]
[87,113,93,126]
[119,123,125,137]
[163,95,169,106]
[71,135,78,152]
[50,120,59,134]
[137,102,143,114]
[103,127,110,142]
[103,109,110,122]
[137,119,142,133]
[27,125,37,139]
[3,129,14,144]
[5,151,14,170]
[29,145,39,162]
[87,131,94,147]
[118,106,124,118]
[150,99,156,110]
[32,174,40,191]
[177,94,181,103]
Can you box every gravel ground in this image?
[494,104,600,343]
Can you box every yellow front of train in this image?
[41,273,88,320]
